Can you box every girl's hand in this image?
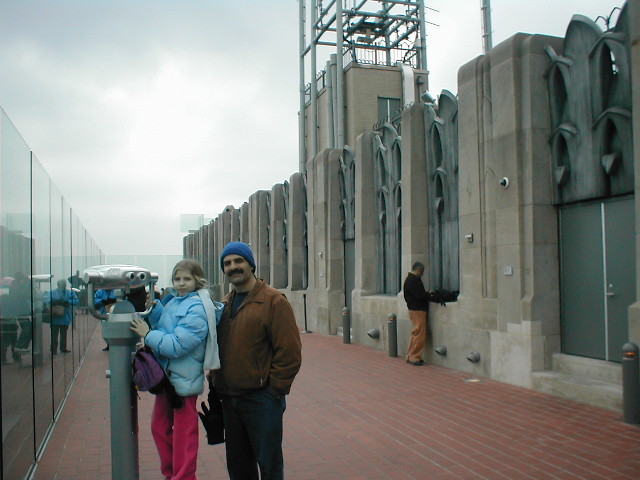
[145,295,156,310]
[130,318,150,337]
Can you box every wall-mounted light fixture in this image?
[467,352,481,363]
[367,328,380,339]
[434,345,447,356]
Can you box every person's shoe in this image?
[102,346,110,351]
[61,349,71,353]
[409,359,424,366]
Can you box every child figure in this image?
[130,259,219,480]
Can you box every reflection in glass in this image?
[0,108,103,479]
[1,110,35,479]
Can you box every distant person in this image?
[130,259,216,480]
[403,262,432,366]
[8,272,33,353]
[45,279,79,355]
[215,241,302,480]
[0,293,19,364]
[125,285,147,312]
[125,285,158,330]
[94,289,117,351]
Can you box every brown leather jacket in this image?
[214,279,302,397]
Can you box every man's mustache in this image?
[228,269,244,276]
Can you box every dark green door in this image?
[560,196,635,361]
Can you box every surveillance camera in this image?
[499,177,509,188]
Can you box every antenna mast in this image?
[481,0,493,53]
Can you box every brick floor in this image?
[32,331,640,480]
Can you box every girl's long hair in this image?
[172,259,207,290]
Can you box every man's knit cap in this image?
[220,241,256,271]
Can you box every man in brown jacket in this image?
[215,241,302,480]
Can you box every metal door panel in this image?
[560,202,606,359]
[603,197,635,360]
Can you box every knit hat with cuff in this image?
[220,241,256,272]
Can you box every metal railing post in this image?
[622,342,640,424]
[301,293,312,333]
[388,313,397,357]
[342,307,350,344]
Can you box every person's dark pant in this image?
[0,319,18,362]
[221,388,286,480]
[15,316,32,349]
[50,324,68,353]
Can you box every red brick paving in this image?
[32,331,640,480]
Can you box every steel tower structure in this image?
[298,0,432,172]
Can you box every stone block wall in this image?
[184,6,639,392]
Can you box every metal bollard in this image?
[388,313,397,358]
[301,293,312,333]
[622,342,640,424]
[342,307,351,344]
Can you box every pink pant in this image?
[406,310,427,362]
[151,392,199,480]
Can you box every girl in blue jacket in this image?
[130,259,219,480]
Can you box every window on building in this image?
[378,97,401,123]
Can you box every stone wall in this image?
[185,5,638,392]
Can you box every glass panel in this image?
[0,110,35,478]
[32,154,54,456]
[61,198,74,385]
[49,184,67,412]
[71,212,92,363]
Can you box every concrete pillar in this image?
[400,103,429,276]
[288,172,308,291]
[248,191,270,283]
[270,183,288,289]
[354,131,377,296]
[230,207,241,243]
[239,202,249,244]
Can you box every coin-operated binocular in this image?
[83,264,157,319]
[82,264,158,480]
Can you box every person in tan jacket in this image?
[214,241,301,480]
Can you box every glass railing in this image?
[0,108,103,480]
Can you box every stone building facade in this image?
[185,2,638,410]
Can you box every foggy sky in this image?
[0,0,624,255]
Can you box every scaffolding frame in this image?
[298,0,431,172]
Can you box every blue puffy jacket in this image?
[144,291,209,397]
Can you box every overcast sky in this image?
[0,0,625,256]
